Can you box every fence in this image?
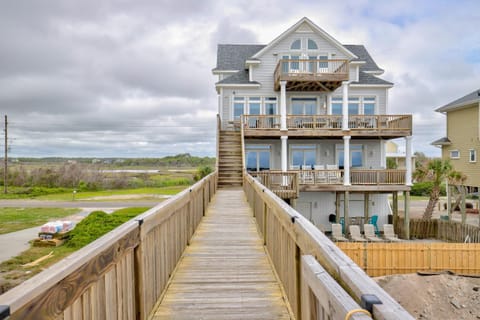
[0,173,217,320]
[337,242,480,277]
[396,218,480,243]
[244,173,413,320]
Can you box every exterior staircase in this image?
[218,130,243,187]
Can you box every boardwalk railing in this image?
[244,172,414,320]
[396,218,480,243]
[249,170,299,199]
[0,173,217,320]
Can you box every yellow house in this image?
[386,141,416,171]
[433,89,480,190]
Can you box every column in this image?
[404,191,410,240]
[281,136,288,172]
[344,191,350,235]
[343,136,351,186]
[342,81,349,130]
[335,192,341,223]
[405,136,412,186]
[392,191,398,227]
[364,193,370,222]
[280,81,287,130]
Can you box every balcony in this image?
[251,169,409,197]
[274,59,349,92]
[242,114,412,138]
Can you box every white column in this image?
[405,136,413,186]
[380,139,386,168]
[343,136,351,186]
[326,92,332,114]
[280,81,287,130]
[249,65,253,82]
[342,81,349,130]
[281,136,288,172]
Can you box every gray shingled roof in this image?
[436,89,480,112]
[351,71,393,86]
[215,43,391,86]
[431,137,451,146]
[216,70,260,85]
[214,44,266,71]
[343,45,383,72]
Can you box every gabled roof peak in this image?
[251,17,357,60]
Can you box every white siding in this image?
[332,87,389,114]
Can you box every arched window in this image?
[290,39,301,50]
[308,39,318,50]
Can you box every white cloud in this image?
[0,0,479,157]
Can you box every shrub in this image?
[65,208,147,249]
[194,166,213,182]
[411,182,446,197]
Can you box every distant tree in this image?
[413,159,466,219]
[194,166,213,182]
[413,151,428,169]
[386,158,398,169]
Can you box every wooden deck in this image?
[151,188,292,320]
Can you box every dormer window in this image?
[290,39,301,50]
[307,39,318,50]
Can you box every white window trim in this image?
[289,144,317,167]
[450,150,460,159]
[330,95,378,115]
[469,149,477,163]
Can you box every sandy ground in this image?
[376,273,480,319]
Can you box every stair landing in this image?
[151,188,292,319]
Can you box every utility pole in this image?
[4,115,7,194]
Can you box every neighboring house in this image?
[432,89,480,191]
[213,17,413,232]
[386,141,416,171]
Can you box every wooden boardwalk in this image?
[152,188,292,319]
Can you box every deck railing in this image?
[249,170,299,199]
[243,114,412,134]
[254,169,406,187]
[244,172,414,319]
[0,173,217,320]
[274,59,349,82]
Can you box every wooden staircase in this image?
[218,130,243,187]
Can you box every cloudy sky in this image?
[1,0,479,158]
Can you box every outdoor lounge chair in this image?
[383,224,401,242]
[331,223,348,242]
[364,224,383,242]
[349,225,367,242]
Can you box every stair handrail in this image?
[240,115,246,182]
[216,114,220,176]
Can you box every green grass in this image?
[0,208,80,234]
[66,207,148,249]
[0,207,149,294]
[30,186,187,201]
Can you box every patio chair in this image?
[300,165,314,184]
[349,225,367,242]
[314,164,327,183]
[289,165,300,170]
[326,164,341,183]
[331,223,348,242]
[367,215,380,235]
[383,224,401,242]
[364,224,383,242]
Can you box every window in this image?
[450,150,460,159]
[246,145,271,171]
[348,97,360,115]
[290,39,301,50]
[318,54,328,71]
[307,39,318,50]
[331,97,343,115]
[248,97,261,115]
[363,97,376,115]
[337,145,363,169]
[233,97,245,120]
[291,145,316,169]
[469,149,477,163]
[265,97,277,115]
[292,98,317,115]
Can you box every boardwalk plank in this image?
[152,188,292,320]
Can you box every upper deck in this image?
[243,114,413,139]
